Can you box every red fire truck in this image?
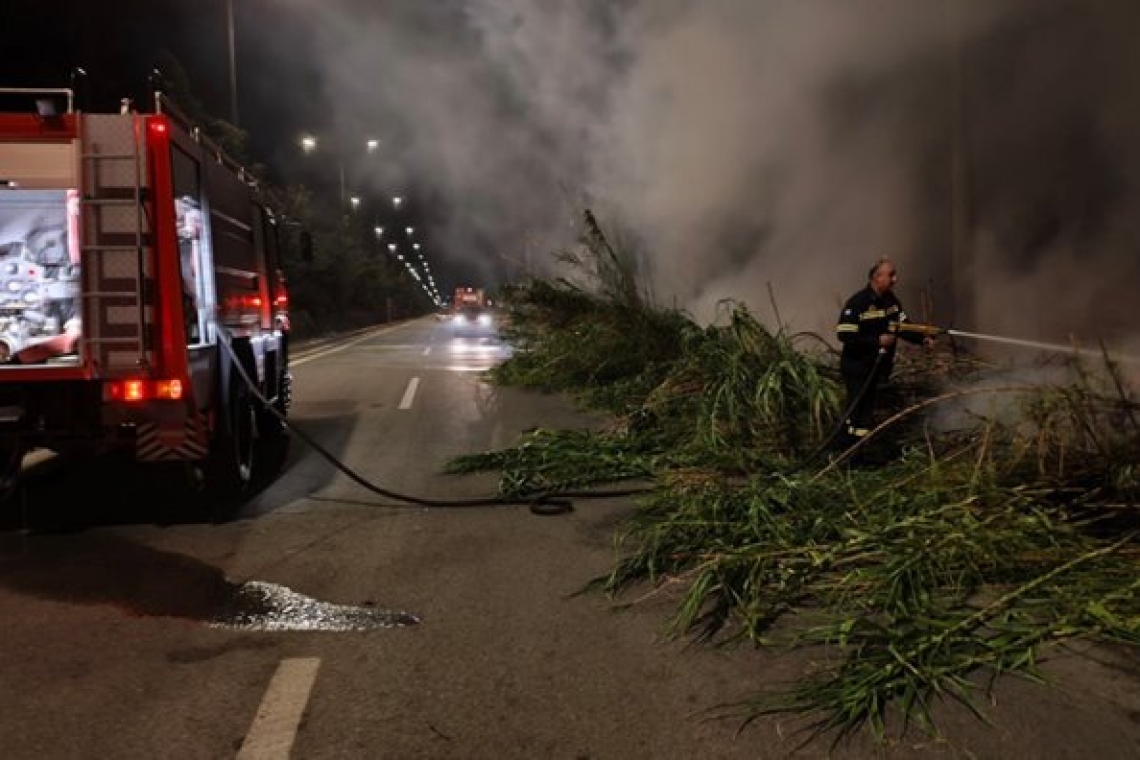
[453,286,486,309]
[0,87,291,505]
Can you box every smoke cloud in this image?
[251,0,1140,351]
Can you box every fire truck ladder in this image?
[78,113,153,374]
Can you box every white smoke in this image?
[256,0,1140,351]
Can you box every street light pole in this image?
[226,0,239,125]
[301,134,347,209]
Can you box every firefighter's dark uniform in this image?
[834,286,923,451]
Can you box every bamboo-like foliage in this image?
[641,304,842,466]
[444,427,659,496]
[490,278,693,415]
[448,210,1140,747]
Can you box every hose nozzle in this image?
[890,322,946,337]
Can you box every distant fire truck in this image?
[453,286,486,309]
[450,286,493,326]
[0,86,291,504]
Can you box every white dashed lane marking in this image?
[399,377,420,410]
[236,657,321,760]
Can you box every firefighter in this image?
[833,257,933,457]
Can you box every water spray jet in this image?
[894,323,1140,366]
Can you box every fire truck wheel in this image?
[256,377,289,439]
[205,371,257,506]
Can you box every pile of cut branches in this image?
[446,211,1140,747]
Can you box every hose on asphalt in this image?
[221,331,653,516]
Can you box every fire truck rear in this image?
[453,286,486,309]
[0,87,291,504]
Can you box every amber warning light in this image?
[107,378,184,402]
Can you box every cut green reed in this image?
[448,210,1140,746]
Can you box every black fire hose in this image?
[800,348,887,470]
[219,332,653,516]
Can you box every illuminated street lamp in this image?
[299,133,346,207]
[298,134,380,210]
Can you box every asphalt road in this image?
[2,316,1140,759]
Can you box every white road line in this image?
[399,376,420,410]
[236,657,321,760]
[292,326,397,367]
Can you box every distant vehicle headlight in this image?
[477,313,492,326]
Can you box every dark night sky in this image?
[6,2,221,107]
[0,0,466,290]
[1,1,316,167]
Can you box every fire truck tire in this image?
[253,365,291,479]
[205,370,257,504]
[257,367,290,440]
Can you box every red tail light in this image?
[107,378,184,402]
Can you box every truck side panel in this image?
[204,157,267,334]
